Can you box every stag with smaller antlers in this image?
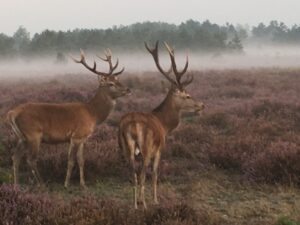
[7,49,130,188]
[118,41,205,209]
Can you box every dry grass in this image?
[187,169,300,225]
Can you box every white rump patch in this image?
[135,147,140,156]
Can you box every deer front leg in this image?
[76,142,86,189]
[27,155,43,186]
[152,151,161,204]
[64,141,75,188]
[26,138,43,186]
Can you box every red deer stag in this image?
[7,49,130,188]
[118,41,205,209]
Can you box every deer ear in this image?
[98,77,106,86]
[160,80,171,94]
[170,83,180,92]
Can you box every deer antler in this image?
[71,49,124,77]
[164,42,189,87]
[97,48,124,76]
[144,41,176,86]
[145,41,192,88]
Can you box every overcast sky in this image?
[2,0,300,36]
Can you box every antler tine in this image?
[72,49,113,77]
[112,58,119,71]
[106,48,112,57]
[69,48,85,63]
[97,48,110,62]
[164,42,174,57]
[164,42,189,86]
[178,54,189,76]
[97,54,108,62]
[111,59,125,76]
[112,66,125,76]
[180,73,194,87]
[92,60,97,71]
[144,41,176,85]
[96,49,124,76]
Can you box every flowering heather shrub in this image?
[0,125,15,168]
[0,68,300,187]
[37,146,68,182]
[0,185,54,225]
[244,141,300,184]
[208,134,267,170]
[251,100,297,121]
[168,124,212,164]
[200,112,233,133]
[35,125,126,183]
[217,86,254,99]
[0,184,207,225]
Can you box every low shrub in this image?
[0,184,210,225]
[244,141,300,185]
[1,68,300,189]
[201,112,233,133]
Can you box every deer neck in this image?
[87,88,115,124]
[152,93,180,134]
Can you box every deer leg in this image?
[129,154,138,209]
[26,138,43,186]
[76,142,86,189]
[12,140,25,186]
[140,157,150,210]
[153,150,161,204]
[64,141,76,188]
[123,134,140,209]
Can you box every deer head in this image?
[72,49,131,99]
[145,41,205,113]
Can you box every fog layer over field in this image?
[1,45,300,78]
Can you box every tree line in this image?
[0,20,299,59]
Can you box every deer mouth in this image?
[195,104,205,114]
[124,89,131,96]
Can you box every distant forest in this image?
[0,20,300,59]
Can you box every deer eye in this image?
[109,83,115,86]
[186,95,191,99]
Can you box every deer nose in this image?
[125,88,131,95]
[195,103,205,111]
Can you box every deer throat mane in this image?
[87,89,115,124]
[152,95,180,133]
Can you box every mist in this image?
[1,45,300,80]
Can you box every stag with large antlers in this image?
[118,41,205,209]
[7,49,130,188]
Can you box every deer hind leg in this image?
[153,150,161,204]
[122,132,139,209]
[140,156,151,210]
[12,140,26,186]
[76,142,86,189]
[26,137,43,186]
[10,116,26,186]
[64,141,76,188]
[129,152,138,209]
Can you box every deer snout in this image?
[195,102,205,112]
[124,88,131,95]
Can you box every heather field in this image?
[0,68,300,225]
